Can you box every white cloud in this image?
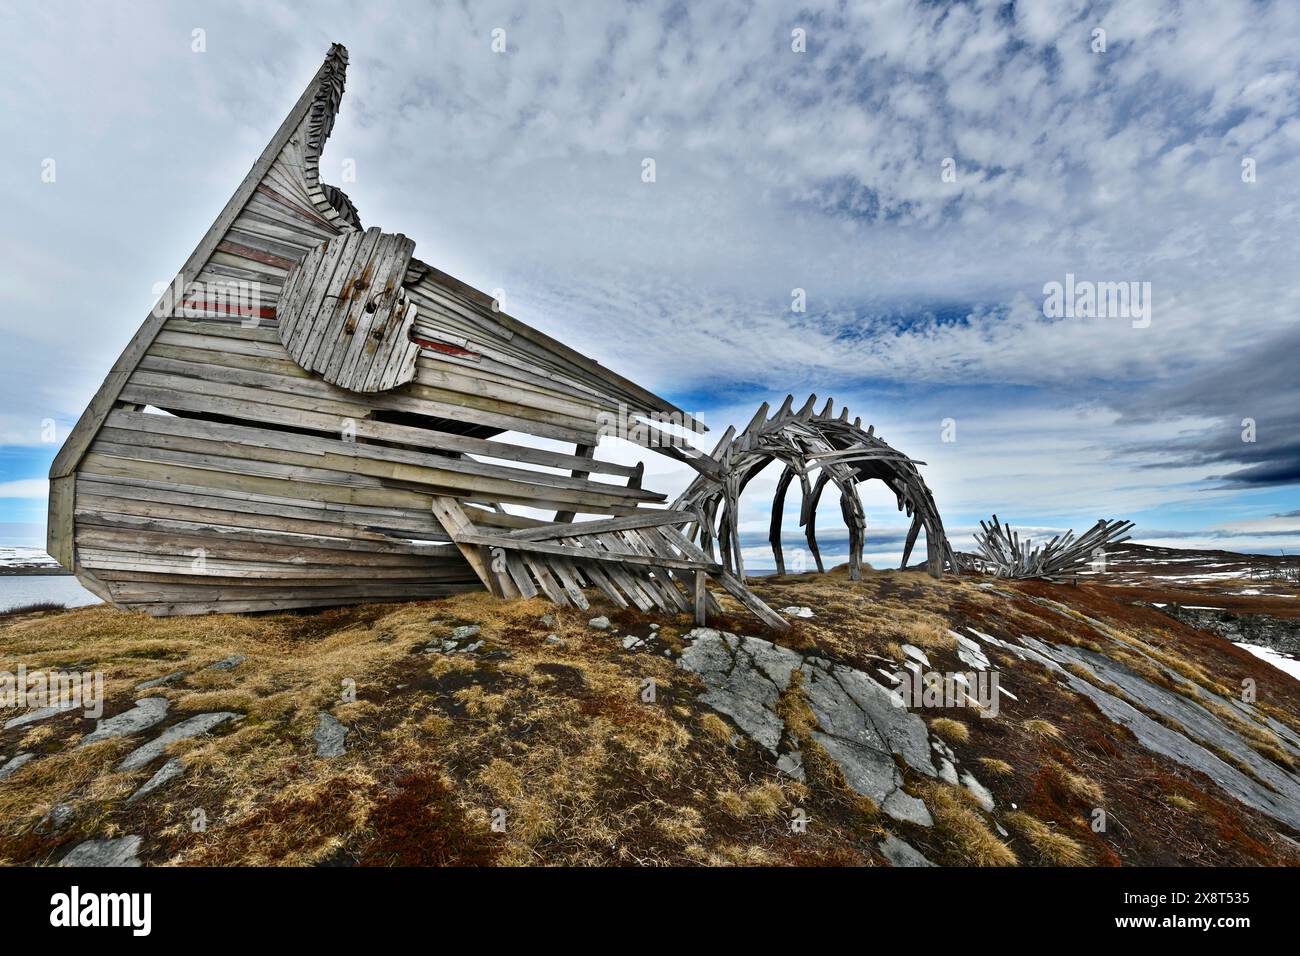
[0,479,49,499]
[1,0,1298,544]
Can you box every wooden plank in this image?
[547,556,591,610]
[520,554,565,604]
[554,444,594,523]
[456,532,723,574]
[46,475,75,569]
[429,495,518,600]
[715,572,789,631]
[499,509,691,542]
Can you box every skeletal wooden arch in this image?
[671,395,958,581]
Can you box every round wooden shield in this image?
[276,227,421,393]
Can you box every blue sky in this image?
[2,0,1300,567]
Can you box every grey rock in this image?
[538,614,556,628]
[811,731,902,804]
[118,712,238,771]
[882,790,934,827]
[38,803,75,831]
[649,623,660,631]
[955,634,990,671]
[208,654,246,671]
[680,628,938,823]
[822,663,937,776]
[0,752,35,781]
[680,633,789,750]
[1019,634,1300,832]
[901,644,930,667]
[313,713,349,758]
[135,670,185,691]
[60,835,142,868]
[451,625,481,641]
[544,634,564,645]
[879,833,936,867]
[4,700,81,730]
[776,750,805,781]
[462,640,484,653]
[622,636,644,650]
[701,686,786,751]
[128,758,184,803]
[79,697,170,746]
[588,616,612,631]
[780,606,815,618]
[938,757,960,786]
[960,770,995,812]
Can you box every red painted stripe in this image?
[216,240,296,271]
[181,300,278,320]
[411,336,478,358]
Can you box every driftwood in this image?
[964,515,1134,580]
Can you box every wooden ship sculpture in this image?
[48,45,955,629]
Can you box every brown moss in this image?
[357,771,497,866]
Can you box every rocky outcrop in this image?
[118,712,238,771]
[79,697,170,746]
[128,758,184,803]
[1017,635,1300,832]
[60,835,142,867]
[1153,604,1300,658]
[879,833,935,866]
[3,700,81,730]
[0,752,34,781]
[679,628,937,826]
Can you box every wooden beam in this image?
[429,495,518,599]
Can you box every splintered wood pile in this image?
[966,516,1134,580]
[46,45,957,629]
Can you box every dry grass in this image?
[1022,718,1063,740]
[2,562,1295,868]
[897,620,957,651]
[976,757,1014,778]
[1006,811,1089,866]
[0,591,862,866]
[922,783,1017,866]
[929,717,970,744]
[776,671,817,744]
[698,713,735,744]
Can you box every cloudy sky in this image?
[2,0,1299,567]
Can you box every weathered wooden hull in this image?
[48,45,691,616]
[48,45,951,626]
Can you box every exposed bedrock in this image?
[679,628,937,827]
